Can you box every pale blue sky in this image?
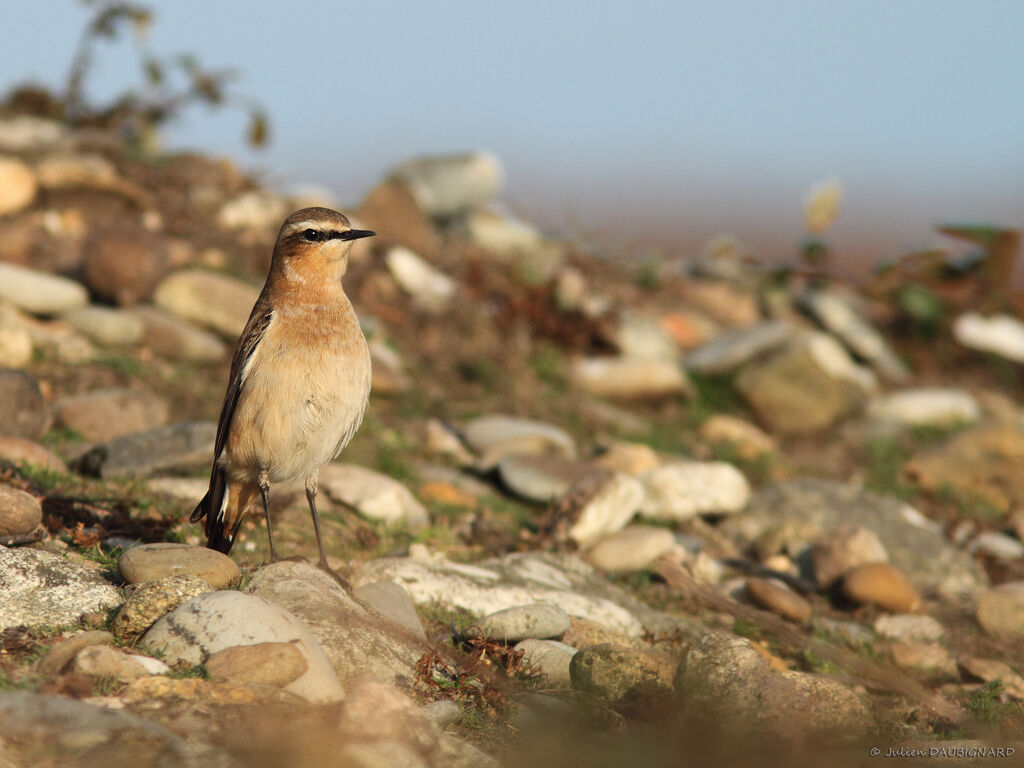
[4,1,1023,272]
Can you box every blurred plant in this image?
[800,176,842,269]
[7,0,269,151]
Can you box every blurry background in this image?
[2,0,1023,276]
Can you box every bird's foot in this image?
[316,558,353,591]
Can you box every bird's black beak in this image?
[339,229,376,241]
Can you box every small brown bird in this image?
[190,207,374,566]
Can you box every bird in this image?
[190,207,375,567]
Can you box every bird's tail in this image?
[190,469,254,555]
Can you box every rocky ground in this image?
[1,110,1024,767]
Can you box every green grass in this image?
[864,437,918,500]
[966,681,1024,728]
[166,662,208,680]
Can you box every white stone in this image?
[390,152,503,216]
[867,388,980,428]
[36,153,118,188]
[969,531,1024,560]
[639,462,750,521]
[953,313,1024,362]
[801,291,908,381]
[613,311,680,361]
[217,190,287,231]
[466,207,545,255]
[514,639,577,686]
[462,414,576,467]
[319,463,428,530]
[0,264,88,316]
[805,331,878,393]
[0,326,32,368]
[568,473,645,546]
[0,157,37,215]
[0,116,66,151]
[152,269,260,337]
[873,614,945,642]
[385,246,456,313]
[142,590,344,703]
[572,356,690,399]
[584,526,678,572]
[61,305,144,346]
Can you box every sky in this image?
[3,1,1024,276]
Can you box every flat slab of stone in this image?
[153,268,260,338]
[638,461,750,521]
[462,413,576,469]
[319,463,428,530]
[479,603,570,642]
[76,421,216,478]
[683,320,793,374]
[572,356,691,399]
[118,543,240,588]
[0,263,88,316]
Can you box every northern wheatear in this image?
[190,207,375,566]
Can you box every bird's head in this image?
[273,207,375,281]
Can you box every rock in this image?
[0,156,37,215]
[810,525,889,589]
[842,563,921,613]
[976,582,1024,639]
[37,630,114,674]
[970,531,1024,559]
[583,526,678,572]
[356,180,439,256]
[246,560,426,686]
[142,590,344,703]
[0,369,48,439]
[800,290,908,381]
[81,227,169,306]
[699,415,776,458]
[569,643,676,713]
[355,551,696,639]
[497,453,598,502]
[612,310,681,361]
[35,153,119,189]
[0,547,122,632]
[592,442,662,476]
[119,674,290,707]
[54,388,169,442]
[638,462,750,521]
[60,305,145,346]
[720,479,985,602]
[369,339,410,394]
[388,151,503,216]
[318,463,429,530]
[0,691,199,766]
[153,269,260,337]
[903,421,1024,515]
[385,246,457,313]
[111,575,213,640]
[465,207,563,269]
[867,388,979,429]
[0,116,66,150]
[745,578,812,622]
[958,655,1024,700]
[424,698,463,727]
[69,644,165,681]
[75,421,216,478]
[479,603,571,642]
[953,312,1024,362]
[0,325,32,368]
[0,263,88,316]
[205,642,308,687]
[889,642,957,676]
[354,580,426,639]
[571,356,691,399]
[553,472,645,547]
[514,639,576,686]
[874,613,944,642]
[675,632,871,744]
[119,543,240,588]
[129,306,227,362]
[736,333,875,434]
[683,320,793,375]
[462,414,576,469]
[0,484,41,537]
[217,190,287,231]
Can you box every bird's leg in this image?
[305,473,329,569]
[259,468,278,562]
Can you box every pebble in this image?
[975,581,1024,639]
[952,312,1024,362]
[810,525,889,589]
[353,580,426,639]
[958,655,1024,700]
[0,325,32,368]
[842,563,921,613]
[462,413,576,468]
[592,442,662,476]
[356,179,439,256]
[873,613,945,642]
[0,116,66,150]
[479,603,571,642]
[466,207,550,257]
[0,484,42,537]
[81,227,169,306]
[389,151,503,216]
[129,306,228,362]
[497,453,598,502]
[205,642,308,687]
[70,645,167,681]
[0,369,48,439]
[0,263,88,316]
[514,638,577,686]
[36,153,119,189]
[612,310,680,361]
[699,414,776,458]
[745,577,812,623]
[423,699,463,727]
[866,387,980,428]
[75,421,216,478]
[0,156,37,215]
[888,642,957,677]
[60,305,145,346]
[583,526,677,572]
[153,268,260,337]
[571,356,691,399]
[569,643,676,713]
[683,320,793,374]
[318,463,429,530]
[216,190,287,231]
[638,461,750,521]
[37,630,114,675]
[118,543,241,588]
[385,246,457,313]
[563,472,645,546]
[54,388,169,443]
[142,590,344,703]
[968,531,1024,560]
[111,575,213,640]
[0,547,123,632]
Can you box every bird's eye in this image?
[301,229,319,242]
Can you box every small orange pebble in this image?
[417,482,479,509]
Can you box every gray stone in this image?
[142,590,344,703]
[638,462,750,521]
[76,421,216,478]
[54,388,170,443]
[61,305,145,346]
[153,269,260,337]
[246,560,426,686]
[118,543,240,588]
[111,575,214,640]
[0,484,42,537]
[873,614,945,642]
[583,526,678,572]
[318,463,428,530]
[130,306,228,362]
[866,388,979,428]
[0,369,48,439]
[0,547,122,632]
[480,603,570,642]
[514,638,577,686]
[0,263,87,316]
[462,414,576,467]
[354,580,426,639]
[423,699,463,727]
[389,151,503,216]
[683,320,793,374]
[497,453,598,502]
[571,356,691,400]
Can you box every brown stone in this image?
[81,227,169,306]
[810,525,888,589]
[36,630,114,675]
[975,582,1024,639]
[356,180,438,257]
[842,563,921,613]
[0,369,48,439]
[745,577,812,623]
[0,436,67,472]
[0,484,42,537]
[53,388,169,443]
[206,642,308,688]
